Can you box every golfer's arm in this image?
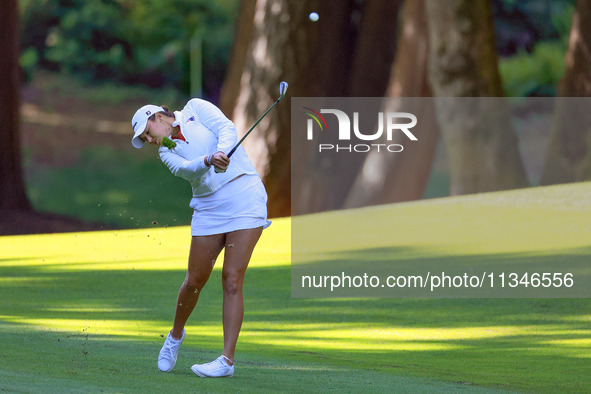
[191,99,237,153]
[160,151,209,180]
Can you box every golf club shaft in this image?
[227,98,281,158]
[215,81,287,173]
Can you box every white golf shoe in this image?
[191,355,234,378]
[158,329,185,372]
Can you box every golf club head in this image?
[279,81,288,100]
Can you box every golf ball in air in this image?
[309,12,319,22]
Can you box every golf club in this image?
[215,81,288,173]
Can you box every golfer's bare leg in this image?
[221,227,263,362]
[170,234,226,339]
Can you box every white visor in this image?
[131,104,165,148]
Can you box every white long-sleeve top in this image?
[158,98,259,197]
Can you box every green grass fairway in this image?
[2,183,591,392]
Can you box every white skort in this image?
[189,174,271,236]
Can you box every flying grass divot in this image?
[161,136,176,149]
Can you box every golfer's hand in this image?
[210,151,230,172]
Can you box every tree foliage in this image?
[19,0,239,97]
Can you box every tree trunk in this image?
[321,0,407,211]
[218,0,257,116]
[219,0,358,216]
[220,0,332,217]
[293,0,403,214]
[348,0,404,97]
[344,0,439,208]
[221,0,405,215]
[0,0,31,211]
[425,0,528,195]
[286,1,359,215]
[540,0,591,185]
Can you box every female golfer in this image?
[130,99,270,378]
